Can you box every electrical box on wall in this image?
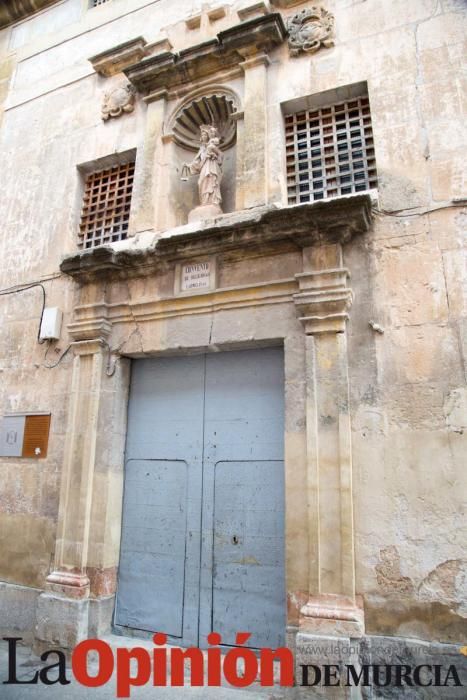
[0,413,51,458]
[39,307,62,341]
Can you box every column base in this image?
[300,594,365,637]
[46,570,90,599]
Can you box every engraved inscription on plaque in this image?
[181,262,211,291]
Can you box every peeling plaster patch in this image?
[418,560,467,612]
[444,387,467,433]
[377,169,427,213]
[376,546,414,595]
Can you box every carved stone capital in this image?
[144,89,169,105]
[239,52,271,70]
[293,268,353,334]
[69,338,109,357]
[67,316,112,344]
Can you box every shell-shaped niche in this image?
[172,92,238,152]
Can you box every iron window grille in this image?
[78,160,135,249]
[285,96,377,204]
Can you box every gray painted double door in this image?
[115,347,285,648]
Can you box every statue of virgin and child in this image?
[181,124,224,222]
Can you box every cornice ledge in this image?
[60,194,372,281]
[0,0,59,29]
[124,13,287,94]
[89,37,148,78]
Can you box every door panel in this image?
[212,459,285,648]
[200,348,285,648]
[116,348,285,648]
[116,459,187,636]
[115,356,205,646]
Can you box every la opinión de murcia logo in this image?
[3,635,464,696]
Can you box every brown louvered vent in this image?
[22,414,51,458]
[285,96,377,204]
[78,160,135,249]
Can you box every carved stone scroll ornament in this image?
[286,6,335,56]
[101,83,136,121]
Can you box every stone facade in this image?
[0,0,466,694]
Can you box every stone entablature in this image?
[123,13,287,95]
[60,195,372,281]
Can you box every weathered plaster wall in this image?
[347,211,467,642]
[0,279,75,587]
[0,0,465,645]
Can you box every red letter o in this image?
[72,639,114,687]
[223,648,258,687]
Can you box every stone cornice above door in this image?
[123,13,287,95]
[60,195,373,282]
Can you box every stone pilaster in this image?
[128,89,168,236]
[293,244,364,638]
[237,53,270,210]
[35,315,129,649]
[35,339,105,650]
[46,339,106,597]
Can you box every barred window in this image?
[285,95,377,204]
[78,161,135,249]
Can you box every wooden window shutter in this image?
[22,414,51,458]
